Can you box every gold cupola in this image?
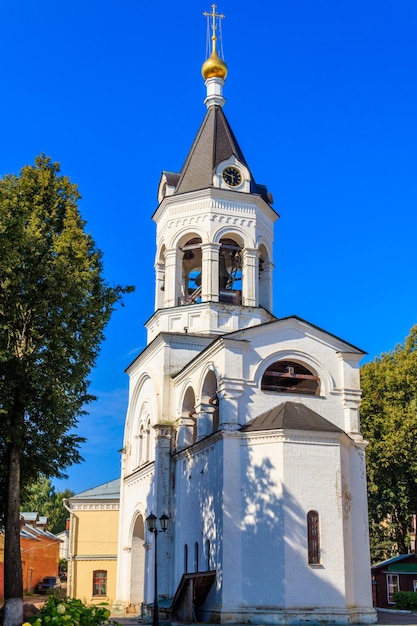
[202,38,228,80]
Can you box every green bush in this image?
[394,591,417,610]
[28,596,121,626]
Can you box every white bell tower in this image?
[147,6,278,343]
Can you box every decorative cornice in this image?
[71,502,119,511]
[125,464,154,488]
[73,555,117,561]
[240,428,351,447]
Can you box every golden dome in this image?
[202,45,228,80]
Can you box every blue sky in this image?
[2,0,416,494]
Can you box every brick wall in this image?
[21,533,60,592]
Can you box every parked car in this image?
[34,576,61,594]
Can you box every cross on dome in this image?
[202,3,228,83]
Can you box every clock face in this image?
[222,166,242,187]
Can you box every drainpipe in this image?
[63,499,73,598]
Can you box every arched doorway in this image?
[130,514,145,607]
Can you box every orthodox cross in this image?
[203,3,225,39]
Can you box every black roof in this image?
[241,401,343,433]
[173,105,272,204]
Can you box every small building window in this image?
[262,360,319,395]
[307,511,320,565]
[387,574,399,604]
[93,570,107,596]
[206,539,211,570]
[184,544,188,574]
[194,542,199,573]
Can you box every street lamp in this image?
[146,512,170,626]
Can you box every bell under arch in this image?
[218,237,243,305]
[180,237,202,305]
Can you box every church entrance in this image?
[130,514,145,608]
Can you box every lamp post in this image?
[146,512,170,626]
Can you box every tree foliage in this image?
[0,155,133,625]
[360,325,417,562]
[21,475,74,534]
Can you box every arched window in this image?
[184,544,188,574]
[181,238,202,305]
[194,542,199,573]
[93,570,107,596]
[307,510,320,565]
[261,360,319,396]
[219,238,242,304]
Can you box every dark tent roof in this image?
[173,105,272,204]
[241,401,343,433]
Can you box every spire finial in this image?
[203,3,225,56]
[201,3,228,89]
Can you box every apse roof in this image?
[241,401,343,433]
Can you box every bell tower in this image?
[146,5,278,343]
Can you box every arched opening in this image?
[182,386,197,444]
[219,237,242,304]
[258,243,271,310]
[202,370,219,433]
[155,245,166,309]
[131,515,145,606]
[261,360,320,396]
[180,237,202,305]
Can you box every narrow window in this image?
[387,574,399,604]
[93,570,107,596]
[307,510,320,565]
[206,539,211,570]
[194,542,199,573]
[184,544,188,574]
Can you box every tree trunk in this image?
[4,443,23,626]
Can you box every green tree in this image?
[0,155,133,626]
[21,475,74,533]
[360,325,417,562]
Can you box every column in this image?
[217,381,244,431]
[164,248,182,308]
[259,258,274,311]
[201,242,220,302]
[194,402,217,440]
[176,416,196,450]
[152,424,173,597]
[241,248,258,307]
[154,261,165,310]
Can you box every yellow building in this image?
[66,479,120,608]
